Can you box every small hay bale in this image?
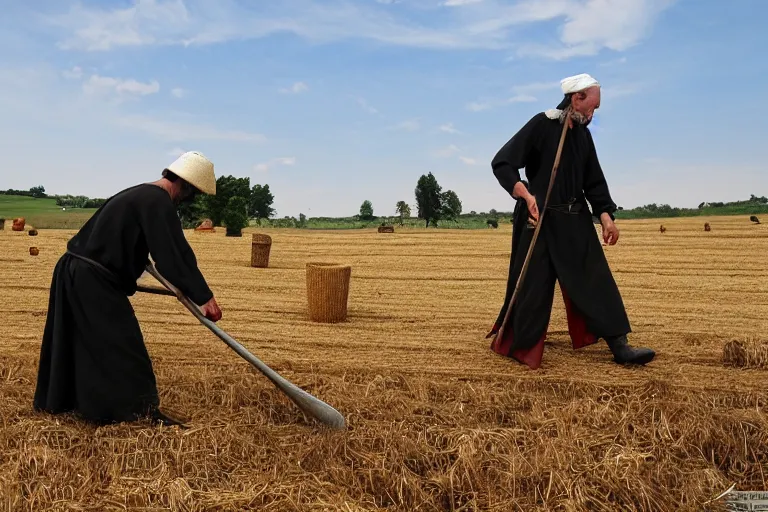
[377,225,395,233]
[722,339,768,369]
[194,218,215,232]
[28,229,38,236]
[306,262,351,323]
[12,217,25,232]
[704,222,711,232]
[0,218,4,230]
[251,233,272,268]
[659,225,666,233]
[750,215,760,224]
[29,247,39,256]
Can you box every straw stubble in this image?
[0,216,766,511]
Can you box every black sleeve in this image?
[491,113,544,197]
[583,129,618,220]
[138,193,214,306]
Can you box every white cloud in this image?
[254,156,296,173]
[82,74,160,98]
[62,66,83,79]
[514,0,676,59]
[459,156,479,165]
[279,81,309,94]
[171,87,186,98]
[466,81,554,112]
[167,147,186,156]
[46,0,676,59]
[391,118,420,131]
[116,114,266,143]
[433,144,461,157]
[466,101,490,112]
[356,97,378,114]
[439,122,460,134]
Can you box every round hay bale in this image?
[12,217,25,232]
[194,218,215,232]
[29,247,39,256]
[251,233,272,268]
[306,262,351,323]
[377,225,395,233]
[28,229,38,236]
[0,218,5,230]
[704,222,711,232]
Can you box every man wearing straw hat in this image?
[487,73,656,370]
[33,151,222,427]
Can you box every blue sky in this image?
[0,0,765,218]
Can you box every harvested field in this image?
[1,215,767,511]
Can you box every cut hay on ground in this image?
[0,215,766,511]
[722,339,768,369]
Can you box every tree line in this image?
[0,186,107,209]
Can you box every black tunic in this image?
[33,184,213,424]
[489,112,631,359]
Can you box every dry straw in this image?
[251,233,272,268]
[722,339,768,369]
[306,262,351,323]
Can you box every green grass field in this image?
[2,194,766,231]
[0,196,97,230]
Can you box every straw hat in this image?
[165,151,217,195]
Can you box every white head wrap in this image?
[560,73,600,95]
[545,73,601,119]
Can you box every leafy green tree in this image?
[415,172,442,227]
[203,175,251,226]
[177,195,207,229]
[249,184,275,224]
[29,186,46,198]
[440,190,462,220]
[359,200,374,220]
[395,201,410,225]
[223,196,248,236]
[299,213,307,228]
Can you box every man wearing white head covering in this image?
[487,73,655,370]
[34,151,222,427]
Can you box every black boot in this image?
[605,335,655,365]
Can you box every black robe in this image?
[33,184,213,424]
[487,112,631,368]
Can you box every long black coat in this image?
[33,184,213,424]
[489,112,631,360]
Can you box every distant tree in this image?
[29,186,46,198]
[415,172,442,227]
[177,195,207,229]
[359,200,374,220]
[440,190,462,220]
[395,201,411,225]
[750,194,768,204]
[489,208,498,219]
[249,184,275,224]
[222,196,248,236]
[299,213,307,228]
[203,175,251,227]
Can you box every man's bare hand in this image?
[525,195,540,223]
[200,296,222,322]
[600,213,619,245]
